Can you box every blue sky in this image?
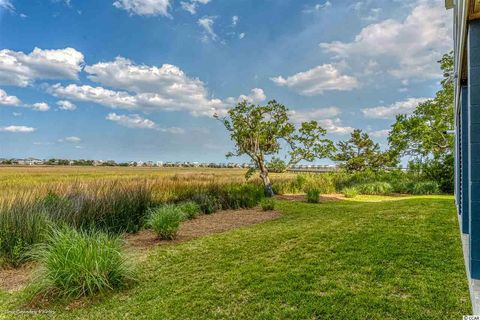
[0,0,452,163]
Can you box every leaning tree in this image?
[216,100,335,196]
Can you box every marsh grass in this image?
[0,194,50,267]
[39,181,153,234]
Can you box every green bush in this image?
[305,188,321,203]
[32,226,133,298]
[411,181,440,195]
[177,201,201,220]
[356,182,393,195]
[341,187,358,199]
[0,197,50,267]
[190,192,222,214]
[147,206,183,240]
[260,198,275,211]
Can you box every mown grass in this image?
[0,195,470,319]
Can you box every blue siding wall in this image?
[468,20,480,279]
[462,85,470,234]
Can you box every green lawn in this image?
[0,196,471,319]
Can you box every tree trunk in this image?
[258,161,274,197]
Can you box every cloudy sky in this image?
[0,0,452,163]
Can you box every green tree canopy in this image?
[388,52,454,191]
[216,100,335,196]
[334,129,394,172]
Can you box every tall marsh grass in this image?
[0,194,50,267]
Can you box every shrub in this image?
[341,187,358,199]
[392,181,415,194]
[0,196,50,267]
[218,184,264,210]
[356,182,393,195]
[305,188,321,203]
[147,206,183,240]
[260,198,275,211]
[177,201,201,220]
[411,181,440,195]
[32,226,133,299]
[190,192,222,214]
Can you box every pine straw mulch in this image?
[0,207,280,293]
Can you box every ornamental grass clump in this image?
[177,201,201,220]
[147,206,183,240]
[341,187,358,199]
[411,181,440,195]
[260,198,275,211]
[305,188,321,203]
[32,226,134,299]
[356,182,393,195]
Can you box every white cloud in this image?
[369,129,390,138]
[106,112,184,133]
[106,112,156,129]
[113,0,171,16]
[64,136,81,143]
[29,102,50,112]
[0,47,84,87]
[287,107,352,135]
[0,0,14,12]
[288,107,341,123]
[49,56,264,117]
[239,32,245,39]
[362,97,430,119]
[181,0,210,15]
[232,15,239,26]
[0,125,35,133]
[318,118,354,135]
[271,64,359,95]
[48,83,137,109]
[198,16,217,41]
[12,112,21,117]
[51,0,72,6]
[0,89,21,106]
[232,88,266,104]
[320,0,452,81]
[303,1,331,13]
[56,100,77,111]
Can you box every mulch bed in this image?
[124,208,280,251]
[0,208,280,293]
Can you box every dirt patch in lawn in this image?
[0,262,36,293]
[124,208,280,252]
[275,194,344,202]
